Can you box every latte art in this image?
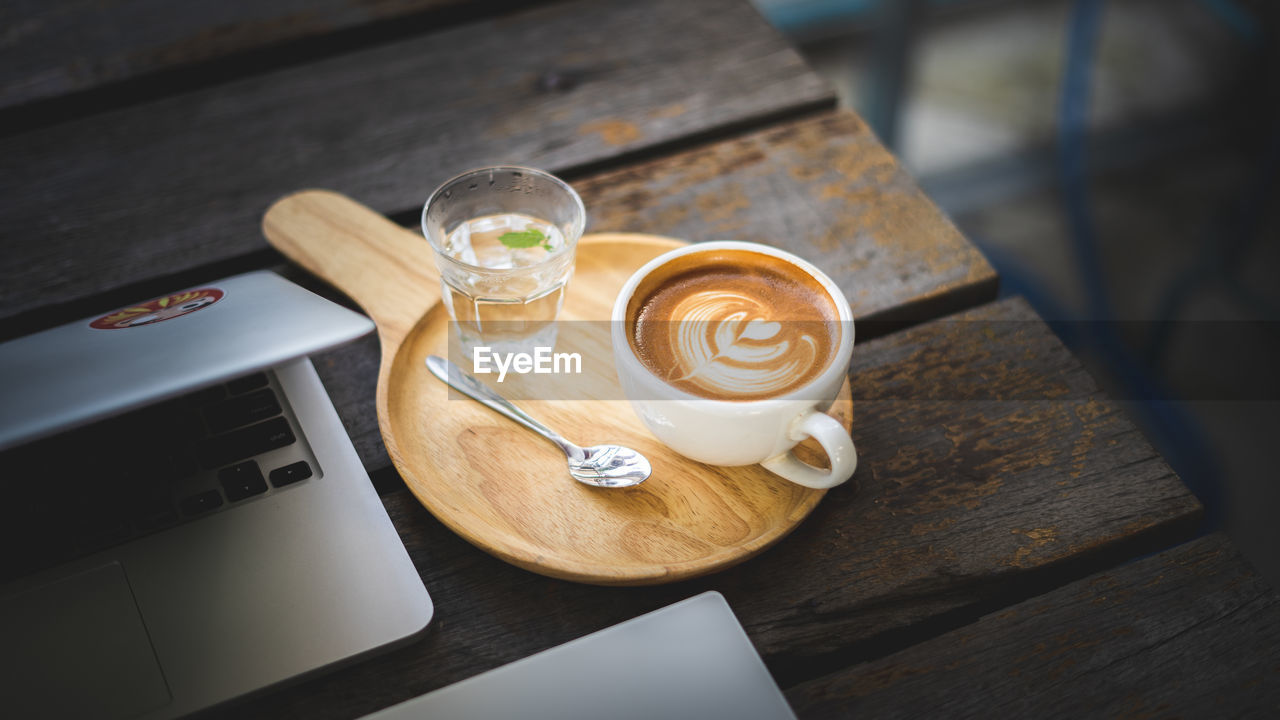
[665,290,825,397]
[628,250,840,401]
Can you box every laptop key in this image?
[169,406,208,443]
[219,461,268,501]
[203,388,282,435]
[200,417,296,468]
[165,446,200,479]
[132,477,178,531]
[76,516,133,551]
[227,372,269,396]
[134,503,178,532]
[180,490,224,516]
[269,461,312,488]
[184,383,227,408]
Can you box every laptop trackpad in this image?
[0,562,171,720]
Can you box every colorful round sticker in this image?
[90,288,224,330]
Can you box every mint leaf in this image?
[498,228,552,251]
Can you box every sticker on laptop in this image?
[90,288,225,329]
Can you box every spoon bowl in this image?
[570,445,652,488]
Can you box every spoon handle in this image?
[425,356,575,452]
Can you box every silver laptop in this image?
[0,271,433,719]
[364,591,797,720]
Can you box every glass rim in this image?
[421,165,585,274]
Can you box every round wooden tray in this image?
[264,191,851,585]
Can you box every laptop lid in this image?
[363,592,797,720]
[0,271,374,450]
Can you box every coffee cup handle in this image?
[760,410,857,489]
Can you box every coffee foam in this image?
[628,249,840,401]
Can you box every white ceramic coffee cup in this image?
[610,241,857,489]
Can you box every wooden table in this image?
[4,1,1278,717]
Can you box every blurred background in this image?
[750,0,1280,583]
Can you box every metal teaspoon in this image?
[425,355,651,488]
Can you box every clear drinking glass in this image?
[422,166,585,354]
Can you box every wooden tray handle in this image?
[263,189,441,348]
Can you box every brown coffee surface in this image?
[628,249,840,401]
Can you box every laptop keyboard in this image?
[0,371,317,584]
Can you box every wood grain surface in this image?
[0,0,498,110]
[786,533,1280,719]
[218,297,1202,719]
[578,111,997,326]
[0,0,833,326]
[263,191,852,583]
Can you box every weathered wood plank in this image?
[786,533,1280,719]
[309,110,997,475]
[0,0,521,111]
[578,111,997,325]
[0,0,833,325]
[218,297,1200,719]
